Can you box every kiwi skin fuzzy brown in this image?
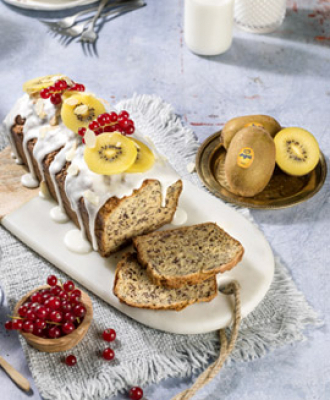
[225,126,276,197]
[221,115,281,150]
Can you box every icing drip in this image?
[64,229,92,254]
[172,207,188,226]
[50,206,69,223]
[21,173,39,188]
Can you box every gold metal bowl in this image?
[196,131,327,209]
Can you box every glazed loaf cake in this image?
[10,115,182,256]
[113,252,218,311]
[133,222,244,288]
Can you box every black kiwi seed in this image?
[99,145,123,162]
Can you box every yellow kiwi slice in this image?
[126,138,155,173]
[274,127,320,176]
[23,74,69,94]
[84,132,137,175]
[61,93,105,133]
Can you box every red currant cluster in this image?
[78,110,135,140]
[40,79,85,106]
[5,275,86,339]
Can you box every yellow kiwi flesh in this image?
[126,138,155,173]
[23,74,68,94]
[61,93,105,133]
[221,115,281,149]
[225,126,276,197]
[274,127,320,176]
[84,132,137,175]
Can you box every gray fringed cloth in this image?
[0,95,321,400]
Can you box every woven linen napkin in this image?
[0,95,320,400]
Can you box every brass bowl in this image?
[13,285,93,353]
[196,131,327,209]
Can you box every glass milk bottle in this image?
[184,0,235,56]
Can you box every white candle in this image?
[184,0,234,56]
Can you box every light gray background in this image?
[0,0,329,399]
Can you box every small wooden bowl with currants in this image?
[10,276,93,353]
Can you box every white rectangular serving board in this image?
[2,180,274,334]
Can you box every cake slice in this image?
[133,222,244,288]
[113,253,217,311]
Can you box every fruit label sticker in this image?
[244,122,264,129]
[237,148,254,169]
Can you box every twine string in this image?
[171,281,241,400]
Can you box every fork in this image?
[79,0,109,44]
[57,1,144,44]
[40,5,99,29]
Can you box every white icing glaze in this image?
[64,229,92,254]
[21,173,39,188]
[50,206,69,223]
[172,207,188,226]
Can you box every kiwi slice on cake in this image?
[61,93,105,133]
[84,132,137,175]
[23,74,68,94]
[126,138,155,173]
[274,127,320,176]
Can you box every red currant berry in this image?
[61,301,72,313]
[36,306,48,319]
[119,110,129,120]
[41,292,51,303]
[65,355,77,366]
[109,112,118,122]
[48,85,56,93]
[102,348,115,361]
[78,127,86,137]
[47,275,58,286]
[22,320,34,333]
[88,121,100,132]
[50,285,62,296]
[50,93,62,105]
[55,80,68,91]
[50,310,63,323]
[119,119,130,129]
[18,305,28,318]
[30,302,40,310]
[5,321,13,330]
[40,88,50,99]
[35,319,46,329]
[30,292,42,303]
[125,126,135,135]
[104,125,116,132]
[63,312,75,323]
[11,319,23,330]
[32,326,43,336]
[26,309,36,321]
[63,280,75,292]
[70,293,81,305]
[97,114,107,126]
[129,387,143,400]
[48,326,61,339]
[76,84,85,92]
[59,291,69,301]
[103,328,116,342]
[71,289,81,298]
[95,128,104,135]
[82,138,86,144]
[62,322,75,335]
[48,297,61,310]
[73,304,86,318]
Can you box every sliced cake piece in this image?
[113,253,217,311]
[133,222,244,288]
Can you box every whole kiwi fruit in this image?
[225,126,276,197]
[221,115,281,150]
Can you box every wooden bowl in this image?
[13,285,93,353]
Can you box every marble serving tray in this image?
[1,179,274,335]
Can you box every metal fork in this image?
[57,1,144,45]
[40,6,99,29]
[79,0,109,44]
